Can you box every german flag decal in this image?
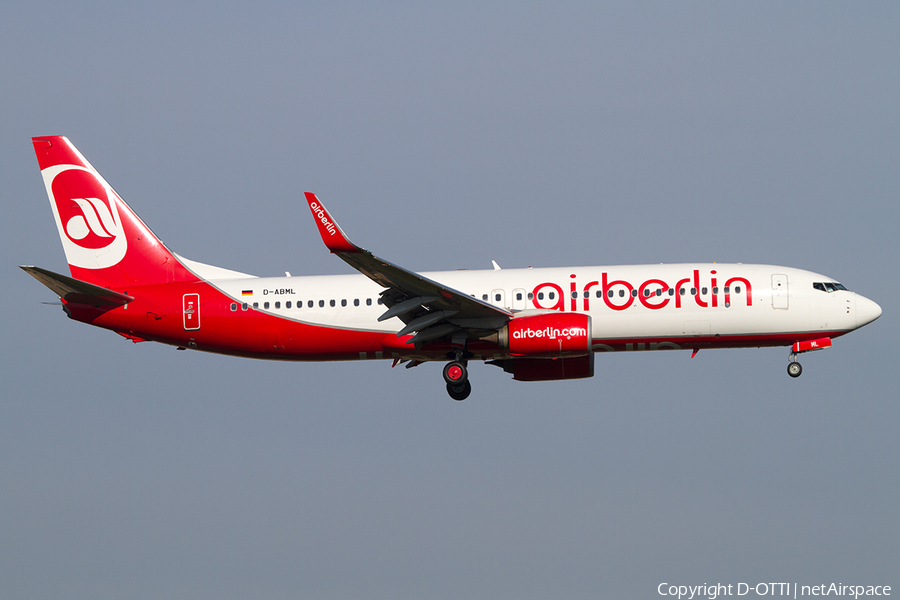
[241,290,253,296]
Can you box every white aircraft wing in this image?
[304,192,512,347]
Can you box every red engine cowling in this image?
[499,313,592,357]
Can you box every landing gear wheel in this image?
[447,380,472,401]
[443,361,468,386]
[787,362,802,378]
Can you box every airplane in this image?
[22,136,882,400]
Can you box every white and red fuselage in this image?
[116,261,875,359]
[23,136,882,398]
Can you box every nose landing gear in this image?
[786,337,832,378]
[443,360,470,400]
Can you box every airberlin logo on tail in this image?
[42,165,127,269]
[63,197,120,245]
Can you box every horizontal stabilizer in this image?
[20,266,134,307]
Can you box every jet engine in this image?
[497,312,592,357]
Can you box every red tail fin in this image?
[32,136,197,289]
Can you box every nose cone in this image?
[856,294,882,328]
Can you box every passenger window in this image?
[679,288,685,296]
[264,302,270,309]
[253,302,259,309]
[482,294,488,301]
[286,301,292,309]
[701,287,707,295]
[230,303,237,311]
[377,298,383,305]
[318,300,324,308]
[516,292,523,301]
[330,299,336,307]
[735,286,741,294]
[367,298,372,306]
[495,293,501,302]
[619,290,625,297]
[596,291,602,298]
[527,292,534,300]
[548,292,555,300]
[538,292,544,300]
[341,299,347,307]
[712,287,718,294]
[571,292,577,299]
[308,300,314,308]
[274,301,280,309]
[631,290,637,297]
[643,289,650,297]
[668,288,674,296]
[691,288,697,295]
[241,303,248,311]
[723,287,730,294]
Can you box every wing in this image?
[304,193,511,348]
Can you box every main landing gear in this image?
[443,360,471,400]
[787,359,803,378]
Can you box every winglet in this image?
[304,192,360,253]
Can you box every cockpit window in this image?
[814,282,849,293]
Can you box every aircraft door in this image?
[771,274,789,309]
[183,293,200,330]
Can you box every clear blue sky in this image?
[2,3,898,598]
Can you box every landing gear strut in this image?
[443,360,470,400]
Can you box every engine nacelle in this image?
[489,354,595,381]
[498,312,592,357]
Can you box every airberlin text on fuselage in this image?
[532,269,753,312]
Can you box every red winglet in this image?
[304,192,359,253]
